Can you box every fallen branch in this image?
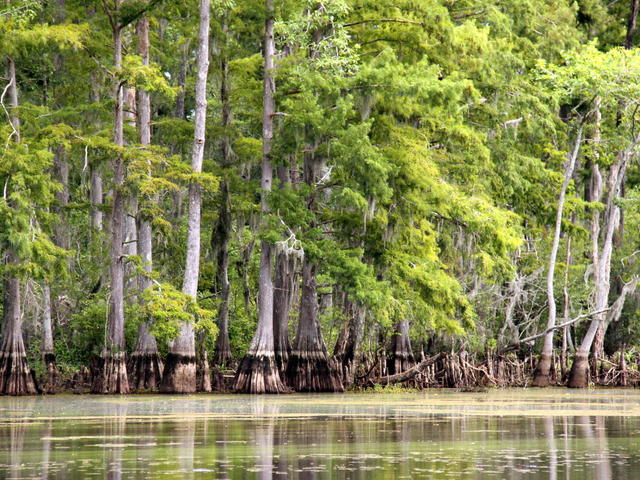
[368,353,444,386]
[499,308,610,353]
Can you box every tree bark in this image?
[41,284,57,393]
[90,165,104,231]
[128,11,163,391]
[93,13,129,394]
[161,0,211,393]
[333,298,366,387]
[7,56,20,141]
[284,120,342,392]
[532,126,582,387]
[286,260,344,392]
[568,102,639,387]
[273,165,295,376]
[234,0,288,393]
[387,320,415,375]
[53,148,70,251]
[0,274,38,396]
[0,57,37,396]
[213,26,233,368]
[626,0,640,49]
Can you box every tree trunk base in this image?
[274,351,289,380]
[198,351,212,392]
[160,354,196,393]
[386,354,415,376]
[531,353,552,387]
[234,353,289,393]
[334,355,356,388]
[213,347,233,370]
[91,353,129,394]
[0,351,38,396]
[286,351,344,393]
[42,353,58,394]
[127,353,163,391]
[567,352,589,388]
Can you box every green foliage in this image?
[7,0,640,382]
[140,283,218,347]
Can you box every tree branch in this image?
[500,308,611,353]
[344,18,426,28]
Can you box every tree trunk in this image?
[41,285,57,393]
[212,180,233,367]
[161,0,210,393]
[0,58,37,396]
[0,274,38,396]
[234,0,288,393]
[90,165,103,231]
[40,147,70,394]
[273,247,294,376]
[7,56,20,140]
[198,349,212,392]
[212,32,233,368]
[283,128,342,391]
[626,0,640,49]
[93,18,129,394]
[568,102,637,388]
[128,322,163,391]
[272,163,296,377]
[560,237,572,378]
[532,126,583,387]
[387,320,415,375]
[127,10,163,392]
[333,299,365,387]
[53,148,70,250]
[286,261,344,392]
[170,41,190,223]
[123,87,138,296]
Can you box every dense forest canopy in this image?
[2,0,640,394]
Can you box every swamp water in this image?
[0,389,639,479]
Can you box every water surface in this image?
[1,389,639,478]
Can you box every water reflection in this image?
[0,392,639,479]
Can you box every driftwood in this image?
[499,308,610,354]
[369,353,444,386]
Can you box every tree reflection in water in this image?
[1,393,640,479]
